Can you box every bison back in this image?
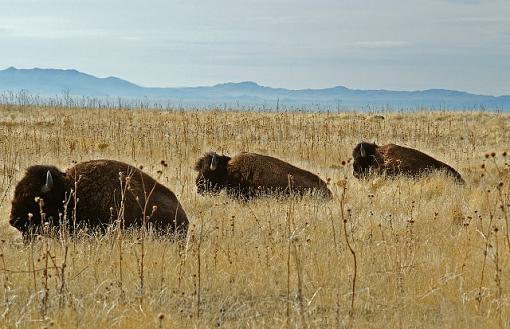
[67,160,188,234]
[228,153,331,196]
[381,144,464,182]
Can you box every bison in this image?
[9,159,189,240]
[352,142,464,183]
[194,152,332,199]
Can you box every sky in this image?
[1,0,509,95]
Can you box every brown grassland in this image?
[0,104,509,328]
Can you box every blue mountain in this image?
[0,66,508,109]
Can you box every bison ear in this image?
[210,153,218,171]
[360,144,367,158]
[41,170,53,193]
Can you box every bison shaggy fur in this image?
[9,159,188,240]
[194,152,332,199]
[352,142,464,183]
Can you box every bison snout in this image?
[9,216,22,229]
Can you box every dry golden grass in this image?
[0,104,509,328]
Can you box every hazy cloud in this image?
[347,41,409,49]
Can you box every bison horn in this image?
[360,144,367,158]
[210,153,218,171]
[41,170,53,193]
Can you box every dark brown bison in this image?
[352,142,464,183]
[9,159,188,240]
[194,152,332,199]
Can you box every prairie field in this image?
[0,104,509,328]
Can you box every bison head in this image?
[352,142,378,178]
[10,165,68,239]
[194,152,231,195]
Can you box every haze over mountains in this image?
[0,67,508,110]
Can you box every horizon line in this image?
[1,66,508,98]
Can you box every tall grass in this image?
[0,104,509,328]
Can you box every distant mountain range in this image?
[1,66,509,110]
